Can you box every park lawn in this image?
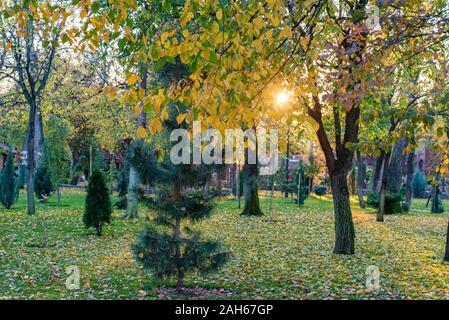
[1,189,449,300]
[410,197,449,213]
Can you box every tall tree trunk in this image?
[241,161,263,216]
[386,137,407,192]
[172,182,184,291]
[372,152,385,192]
[330,172,355,254]
[444,220,449,262]
[126,68,147,219]
[356,151,366,208]
[174,215,184,291]
[235,164,241,209]
[378,152,391,222]
[405,151,415,208]
[241,128,263,216]
[431,184,443,213]
[269,175,275,222]
[26,100,37,216]
[350,165,356,196]
[126,166,140,218]
[23,102,45,170]
[284,134,290,198]
[34,104,45,166]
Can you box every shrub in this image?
[366,192,379,208]
[0,150,19,209]
[412,171,427,198]
[114,169,128,210]
[34,164,53,199]
[313,185,327,196]
[84,170,111,236]
[18,164,26,189]
[366,191,403,214]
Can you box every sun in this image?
[276,91,290,106]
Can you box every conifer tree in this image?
[0,148,19,209]
[84,169,111,236]
[132,60,229,292]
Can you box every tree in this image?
[0,147,18,209]
[131,92,229,292]
[0,1,74,215]
[45,116,70,205]
[84,169,111,236]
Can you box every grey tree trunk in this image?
[26,100,37,216]
[330,173,355,254]
[356,151,366,208]
[372,152,385,192]
[126,69,147,218]
[405,151,415,208]
[126,166,140,218]
[284,135,290,198]
[378,152,391,222]
[431,184,443,213]
[444,220,449,262]
[386,138,408,193]
[241,161,263,216]
[23,100,45,169]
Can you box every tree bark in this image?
[356,151,366,208]
[330,173,355,254]
[386,138,407,192]
[241,160,263,216]
[173,182,184,292]
[34,104,45,166]
[431,184,442,213]
[405,151,415,208]
[26,100,37,216]
[126,68,148,219]
[444,220,449,262]
[126,166,140,218]
[378,152,391,222]
[284,134,290,198]
[372,152,385,192]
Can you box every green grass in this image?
[1,189,449,300]
[410,197,449,213]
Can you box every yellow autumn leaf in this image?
[149,118,163,134]
[216,8,223,21]
[161,108,169,121]
[176,113,186,124]
[136,126,147,139]
[126,73,139,86]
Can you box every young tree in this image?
[412,170,427,198]
[84,169,111,236]
[0,147,19,209]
